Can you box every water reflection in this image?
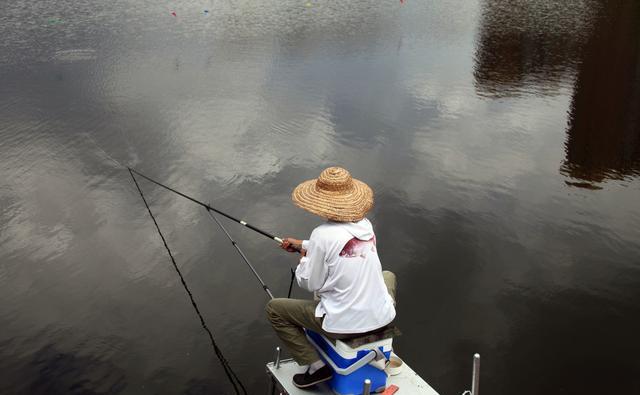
[1,0,640,394]
[473,0,596,97]
[496,283,640,394]
[1,344,127,394]
[562,0,640,187]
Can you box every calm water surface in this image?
[1,0,639,394]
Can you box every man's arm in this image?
[295,234,327,292]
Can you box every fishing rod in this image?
[89,142,278,394]
[206,208,274,300]
[128,167,301,251]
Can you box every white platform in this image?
[266,358,440,395]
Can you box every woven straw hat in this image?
[292,167,373,222]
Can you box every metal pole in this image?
[471,353,480,395]
[363,379,371,395]
[207,209,275,299]
[275,347,281,369]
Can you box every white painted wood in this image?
[266,357,440,395]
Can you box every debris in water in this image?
[204,9,209,14]
[565,180,603,190]
[306,2,312,7]
[52,49,97,63]
[171,11,177,17]
[47,18,63,25]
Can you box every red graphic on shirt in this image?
[339,236,376,258]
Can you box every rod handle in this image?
[274,237,303,253]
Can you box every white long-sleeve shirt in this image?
[295,218,396,334]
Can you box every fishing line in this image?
[128,168,247,395]
[287,268,295,299]
[83,132,132,170]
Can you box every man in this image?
[266,166,396,389]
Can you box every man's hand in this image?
[281,238,303,253]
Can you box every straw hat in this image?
[292,167,373,222]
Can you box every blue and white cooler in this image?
[305,329,393,395]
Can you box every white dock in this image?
[266,358,440,395]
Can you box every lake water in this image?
[1,0,639,394]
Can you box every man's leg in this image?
[266,298,334,388]
[265,298,325,365]
[383,270,397,305]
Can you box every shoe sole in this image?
[292,374,333,389]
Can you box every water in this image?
[1,0,639,393]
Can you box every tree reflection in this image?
[473,0,595,97]
[562,0,640,186]
[474,0,640,186]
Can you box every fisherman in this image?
[266,166,397,388]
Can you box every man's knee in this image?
[265,298,287,323]
[382,270,396,289]
[382,270,397,303]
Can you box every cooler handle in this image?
[306,333,378,375]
